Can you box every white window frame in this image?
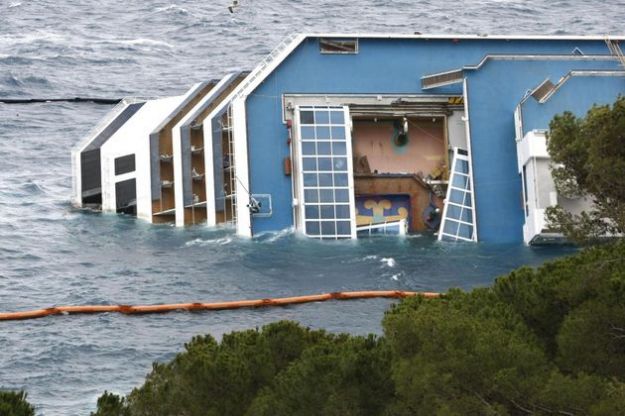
[293,105,357,240]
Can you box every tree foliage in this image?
[546,96,625,242]
[0,391,35,416]
[89,242,625,416]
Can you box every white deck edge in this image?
[299,33,625,41]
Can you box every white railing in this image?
[356,219,407,236]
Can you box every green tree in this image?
[0,391,34,416]
[247,334,393,416]
[546,96,625,242]
[92,243,625,416]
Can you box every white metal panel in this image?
[99,96,186,221]
[204,120,217,226]
[232,99,252,237]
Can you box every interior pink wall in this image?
[352,118,446,176]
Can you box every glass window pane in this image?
[300,111,314,124]
[333,157,347,171]
[305,205,319,219]
[452,174,469,189]
[321,221,336,235]
[335,189,349,202]
[318,173,333,187]
[304,189,318,203]
[336,205,350,219]
[456,159,469,173]
[316,126,331,140]
[317,142,331,155]
[460,207,472,223]
[447,204,462,220]
[334,173,348,187]
[331,126,345,140]
[302,142,316,155]
[303,158,317,171]
[458,223,473,239]
[301,126,315,140]
[330,111,344,124]
[319,189,334,202]
[315,110,330,124]
[464,192,473,207]
[306,221,320,235]
[303,173,318,187]
[320,205,335,219]
[336,221,351,235]
[332,142,346,155]
[443,219,459,235]
[449,189,466,205]
[318,158,332,171]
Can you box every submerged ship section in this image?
[72,34,625,244]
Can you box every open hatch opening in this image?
[289,96,470,240]
[351,115,448,234]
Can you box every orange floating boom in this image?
[0,290,441,322]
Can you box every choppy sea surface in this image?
[1,1,624,414]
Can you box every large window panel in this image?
[296,106,356,239]
[439,148,477,242]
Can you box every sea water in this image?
[1,1,622,414]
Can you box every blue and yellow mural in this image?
[356,195,410,226]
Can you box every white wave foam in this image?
[390,273,400,281]
[154,4,189,14]
[8,2,22,8]
[105,38,174,48]
[0,32,66,48]
[380,257,396,268]
[262,227,294,242]
[364,255,378,260]
[184,237,232,247]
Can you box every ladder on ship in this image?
[223,106,237,225]
[605,36,625,69]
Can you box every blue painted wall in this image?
[245,36,617,241]
[465,59,621,243]
[521,74,625,134]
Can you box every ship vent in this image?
[421,69,464,90]
[531,79,555,102]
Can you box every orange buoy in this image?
[0,290,440,321]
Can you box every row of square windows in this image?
[446,204,473,224]
[304,172,349,187]
[301,141,347,156]
[299,109,345,125]
[300,126,347,141]
[441,219,474,240]
[302,157,348,172]
[448,189,473,208]
[305,204,351,220]
[305,220,352,237]
[303,188,351,203]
